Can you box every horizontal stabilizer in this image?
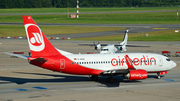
[4,52,29,59]
[29,57,47,63]
[28,57,47,66]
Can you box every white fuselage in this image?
[65,53,176,73]
[100,45,118,54]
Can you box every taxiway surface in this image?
[0,39,180,101]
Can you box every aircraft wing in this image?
[100,69,129,75]
[114,44,150,47]
[4,52,29,59]
[126,45,150,47]
[79,44,150,47]
[100,54,136,75]
[78,44,108,46]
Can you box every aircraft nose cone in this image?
[171,61,177,68]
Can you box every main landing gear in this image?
[90,75,114,83]
[90,75,99,81]
[106,76,114,83]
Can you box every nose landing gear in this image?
[156,73,161,79]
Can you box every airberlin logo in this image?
[111,55,156,67]
[30,33,43,46]
[25,24,45,51]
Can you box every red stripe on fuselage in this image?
[30,55,103,75]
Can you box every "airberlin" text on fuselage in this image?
[111,55,156,66]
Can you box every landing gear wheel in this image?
[106,77,114,83]
[157,75,161,79]
[156,73,161,79]
[90,75,99,81]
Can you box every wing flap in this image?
[100,54,136,75]
[100,69,129,75]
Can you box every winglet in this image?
[125,54,136,70]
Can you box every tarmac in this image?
[0,39,180,101]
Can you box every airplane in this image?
[5,16,176,83]
[78,30,150,54]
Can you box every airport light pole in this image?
[77,0,79,18]
[67,3,69,18]
[177,9,179,19]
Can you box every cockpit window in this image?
[101,49,109,51]
[166,58,170,61]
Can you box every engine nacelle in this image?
[125,69,147,80]
[121,45,127,52]
[95,44,101,50]
[119,46,127,52]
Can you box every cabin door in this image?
[60,59,65,69]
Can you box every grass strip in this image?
[0,7,177,14]
[72,29,180,41]
[0,11,179,24]
[0,25,124,37]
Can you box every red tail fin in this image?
[23,16,60,57]
[125,55,136,70]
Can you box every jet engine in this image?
[125,69,147,80]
